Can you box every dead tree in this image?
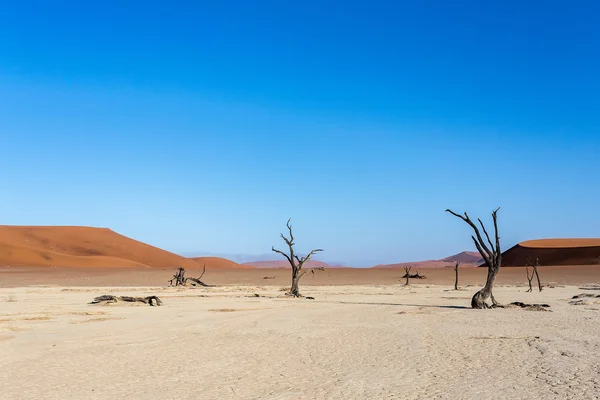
[526,258,542,292]
[169,266,214,287]
[170,267,186,286]
[401,267,426,285]
[525,265,534,292]
[403,266,411,285]
[446,207,502,309]
[271,219,323,297]
[454,261,460,290]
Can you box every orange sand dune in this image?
[0,226,202,268]
[500,238,600,267]
[189,256,252,269]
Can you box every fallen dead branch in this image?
[572,293,600,299]
[507,302,551,311]
[89,295,163,306]
[401,268,427,281]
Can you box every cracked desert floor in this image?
[1,283,599,400]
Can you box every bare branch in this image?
[478,218,495,253]
[272,246,293,267]
[298,249,324,267]
[446,209,493,259]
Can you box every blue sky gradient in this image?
[1,1,599,266]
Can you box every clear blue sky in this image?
[1,1,599,266]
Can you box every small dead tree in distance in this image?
[446,207,502,309]
[403,266,411,285]
[169,266,214,287]
[525,264,534,292]
[454,261,460,290]
[526,258,542,292]
[272,219,323,297]
[170,267,186,286]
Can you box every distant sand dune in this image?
[499,238,600,267]
[242,260,332,268]
[372,251,483,269]
[189,256,251,269]
[0,226,232,269]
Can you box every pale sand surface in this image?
[1,284,599,399]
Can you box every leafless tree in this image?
[403,266,411,285]
[169,266,214,287]
[401,267,426,284]
[272,219,324,297]
[454,261,460,290]
[446,207,502,309]
[526,258,542,292]
[170,267,186,286]
[525,265,534,292]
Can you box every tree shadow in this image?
[332,301,470,309]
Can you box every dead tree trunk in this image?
[170,267,186,286]
[272,219,323,297]
[403,266,411,285]
[446,207,502,309]
[526,258,542,292]
[454,261,460,290]
[525,265,534,292]
[533,260,543,292]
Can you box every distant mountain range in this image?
[371,251,484,269]
[241,260,347,268]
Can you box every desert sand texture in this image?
[1,283,599,400]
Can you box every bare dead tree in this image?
[271,219,323,297]
[170,267,186,286]
[169,266,214,287]
[454,261,460,290]
[446,207,502,309]
[526,258,542,292]
[401,267,426,282]
[525,265,534,292]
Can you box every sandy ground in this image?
[2,265,600,287]
[1,283,599,400]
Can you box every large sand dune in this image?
[500,238,600,267]
[0,226,203,269]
